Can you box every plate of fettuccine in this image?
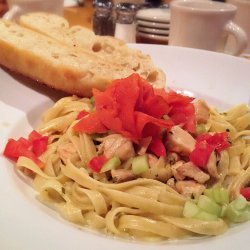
[0,45,249,250]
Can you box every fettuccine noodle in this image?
[14,94,249,241]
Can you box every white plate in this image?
[0,45,250,250]
[137,19,170,29]
[136,8,171,23]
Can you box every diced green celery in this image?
[122,158,133,170]
[226,204,250,223]
[213,187,221,204]
[183,201,200,218]
[197,195,222,216]
[220,205,227,218]
[100,157,121,173]
[204,189,214,200]
[234,210,250,223]
[196,124,207,134]
[194,211,218,221]
[219,188,229,205]
[132,155,149,175]
[213,187,229,205]
[90,96,95,104]
[204,187,229,206]
[230,195,247,211]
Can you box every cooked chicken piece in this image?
[193,99,210,124]
[111,169,135,183]
[167,178,176,190]
[99,134,135,161]
[168,126,196,154]
[176,180,205,198]
[141,155,172,182]
[176,161,210,184]
[57,142,76,162]
[166,152,180,165]
[206,151,219,178]
[171,161,185,181]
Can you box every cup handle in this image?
[2,5,21,20]
[224,21,247,56]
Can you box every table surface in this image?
[0,0,94,29]
[0,1,249,59]
[64,0,93,29]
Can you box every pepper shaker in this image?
[92,0,115,36]
[114,3,138,43]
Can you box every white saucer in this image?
[136,8,171,23]
[137,31,169,42]
[137,26,169,35]
[137,19,170,29]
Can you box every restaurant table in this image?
[64,0,94,29]
[0,0,94,28]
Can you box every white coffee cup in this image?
[3,0,64,20]
[169,0,247,56]
[226,0,250,56]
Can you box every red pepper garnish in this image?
[88,155,108,173]
[155,89,196,132]
[240,187,250,200]
[76,110,89,120]
[32,136,49,157]
[189,141,214,168]
[148,137,166,157]
[3,130,48,168]
[74,74,174,142]
[190,132,230,168]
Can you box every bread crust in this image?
[19,13,166,89]
[0,20,133,97]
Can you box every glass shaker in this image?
[92,0,115,36]
[114,3,138,43]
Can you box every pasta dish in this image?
[3,74,250,241]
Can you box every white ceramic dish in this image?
[136,8,171,23]
[0,45,250,250]
[137,26,169,35]
[137,19,170,29]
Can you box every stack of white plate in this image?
[136,7,170,45]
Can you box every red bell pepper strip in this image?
[28,130,42,142]
[73,74,173,142]
[74,112,107,134]
[148,137,166,157]
[76,110,89,120]
[189,141,214,168]
[3,130,48,168]
[154,89,196,133]
[88,155,108,173]
[240,187,250,200]
[197,132,230,153]
[32,136,49,157]
[190,132,230,168]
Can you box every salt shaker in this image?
[92,0,115,36]
[114,3,138,43]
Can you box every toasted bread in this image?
[0,20,134,97]
[19,12,166,88]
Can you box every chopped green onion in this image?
[132,155,149,175]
